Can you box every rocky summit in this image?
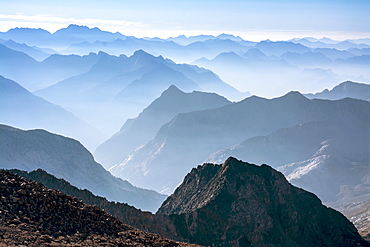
[0,170,199,247]
[158,157,369,247]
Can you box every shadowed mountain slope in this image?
[0,124,166,212]
[95,85,231,169]
[159,157,369,246]
[110,92,368,194]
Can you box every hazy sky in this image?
[1,0,369,41]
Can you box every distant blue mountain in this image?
[95,85,232,169]
[166,33,247,45]
[291,38,369,50]
[0,39,53,61]
[35,50,244,136]
[109,91,369,193]
[0,27,52,47]
[280,51,333,68]
[0,44,100,91]
[54,24,126,42]
[254,40,310,56]
[305,81,370,101]
[0,25,127,49]
[0,75,103,150]
[312,48,355,60]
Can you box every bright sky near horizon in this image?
[1,0,369,41]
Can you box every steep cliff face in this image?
[158,157,369,247]
[0,170,199,247]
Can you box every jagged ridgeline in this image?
[7,158,370,247]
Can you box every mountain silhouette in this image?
[95,85,231,169]
[157,157,369,246]
[109,92,370,194]
[1,39,52,61]
[305,81,370,101]
[0,44,100,91]
[35,50,243,136]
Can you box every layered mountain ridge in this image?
[0,124,165,212]
[305,80,370,101]
[6,158,369,246]
[0,75,103,150]
[95,85,232,168]
[33,49,244,135]
[109,90,369,195]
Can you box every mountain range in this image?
[2,24,370,245]
[94,85,232,169]
[2,24,369,98]
[0,43,100,91]
[108,89,370,196]
[0,75,102,150]
[0,124,165,212]
[33,49,245,136]
[5,157,369,246]
[0,39,54,61]
[305,80,370,101]
[193,48,369,97]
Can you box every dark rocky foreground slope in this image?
[0,170,199,247]
[9,158,370,247]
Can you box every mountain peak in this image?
[132,49,152,57]
[333,80,367,91]
[161,84,182,95]
[65,24,101,32]
[130,49,165,63]
[6,27,51,35]
[305,81,370,101]
[53,24,104,36]
[243,48,266,57]
[157,158,369,246]
[280,90,309,100]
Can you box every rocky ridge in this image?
[9,158,370,246]
[0,169,199,247]
[158,157,369,247]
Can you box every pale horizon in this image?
[1,0,369,42]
